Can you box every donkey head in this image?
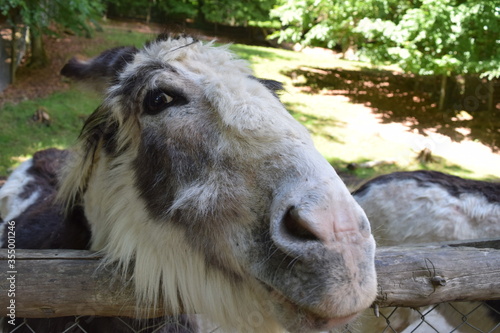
[59,35,377,333]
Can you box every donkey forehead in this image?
[121,38,254,92]
[141,37,252,76]
[113,38,300,136]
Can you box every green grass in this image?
[1,26,498,181]
[93,27,156,51]
[0,27,153,175]
[0,90,101,174]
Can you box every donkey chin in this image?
[260,237,377,332]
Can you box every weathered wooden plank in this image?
[0,249,164,318]
[1,241,500,318]
[374,244,500,307]
[408,238,500,250]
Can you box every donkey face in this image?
[60,35,377,332]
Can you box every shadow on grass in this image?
[284,67,500,152]
[283,100,346,144]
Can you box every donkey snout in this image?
[266,181,377,321]
[273,189,371,251]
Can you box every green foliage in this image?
[269,0,414,51]
[157,0,197,19]
[356,0,500,77]
[106,0,197,22]
[1,0,104,37]
[271,0,499,78]
[106,0,278,28]
[202,0,276,26]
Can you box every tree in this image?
[106,0,277,28]
[0,0,103,80]
[106,0,197,23]
[355,0,500,110]
[270,0,499,111]
[201,0,276,27]
[269,0,414,55]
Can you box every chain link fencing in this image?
[4,300,500,333]
[341,301,500,333]
[6,315,197,333]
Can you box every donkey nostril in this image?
[282,207,320,242]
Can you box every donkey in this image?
[0,34,378,333]
[0,148,91,250]
[351,170,500,332]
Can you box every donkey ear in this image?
[256,78,284,98]
[258,79,284,92]
[60,46,139,92]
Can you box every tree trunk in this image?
[29,26,48,69]
[487,80,494,112]
[9,25,16,84]
[197,0,207,26]
[413,77,420,93]
[438,74,447,111]
[146,0,156,24]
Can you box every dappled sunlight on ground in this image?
[284,67,500,179]
[286,67,500,149]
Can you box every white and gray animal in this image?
[0,34,378,333]
[351,170,500,332]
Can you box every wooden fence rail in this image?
[1,239,500,319]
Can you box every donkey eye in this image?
[144,89,175,115]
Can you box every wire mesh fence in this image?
[4,301,500,333]
[343,301,500,333]
[6,315,197,333]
